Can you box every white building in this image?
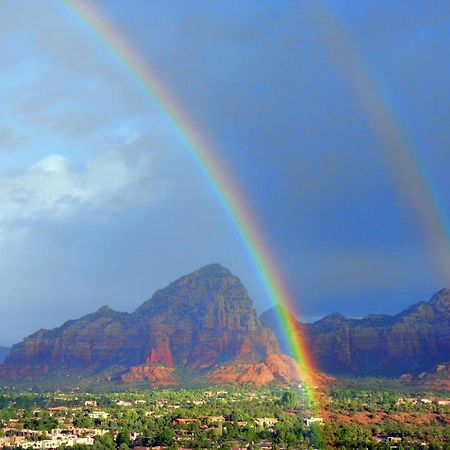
[88,411,109,419]
[304,416,324,427]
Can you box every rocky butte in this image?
[0,264,302,386]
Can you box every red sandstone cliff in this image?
[1,264,303,386]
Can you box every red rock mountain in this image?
[261,288,450,377]
[0,264,300,386]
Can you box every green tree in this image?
[279,391,299,407]
[116,431,131,447]
[309,423,325,449]
[153,426,175,447]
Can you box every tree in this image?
[279,391,299,407]
[93,433,115,450]
[116,431,130,447]
[309,423,325,449]
[153,426,175,447]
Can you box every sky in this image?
[1,0,449,345]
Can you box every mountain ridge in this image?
[2,266,448,384]
[0,264,303,386]
[260,288,450,376]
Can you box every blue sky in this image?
[1,1,449,344]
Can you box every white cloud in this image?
[0,150,155,226]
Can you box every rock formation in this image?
[261,288,450,376]
[1,264,300,386]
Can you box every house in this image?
[395,397,417,405]
[204,416,226,423]
[88,410,109,419]
[191,400,204,405]
[0,436,26,448]
[48,407,69,413]
[19,437,95,449]
[259,440,273,449]
[254,418,278,428]
[387,436,402,444]
[172,418,200,426]
[116,400,133,407]
[374,435,402,445]
[304,416,324,427]
[82,400,97,407]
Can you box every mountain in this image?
[261,288,450,376]
[0,347,9,364]
[0,264,300,386]
[5,265,446,384]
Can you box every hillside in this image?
[261,288,450,376]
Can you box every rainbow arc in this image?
[62,0,319,409]
[62,1,449,427]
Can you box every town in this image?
[0,386,448,449]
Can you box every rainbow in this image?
[62,0,321,409]
[304,1,450,283]
[60,2,450,432]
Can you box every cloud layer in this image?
[0,149,156,239]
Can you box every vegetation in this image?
[0,384,448,449]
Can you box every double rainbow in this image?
[62,1,449,426]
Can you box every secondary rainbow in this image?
[62,1,321,408]
[305,1,450,283]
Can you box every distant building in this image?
[304,416,324,427]
[172,418,200,426]
[205,416,226,423]
[387,436,402,444]
[254,418,278,428]
[259,439,274,449]
[88,411,109,420]
[48,407,69,413]
[374,435,402,445]
[18,437,95,449]
[116,400,133,407]
[82,400,97,407]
